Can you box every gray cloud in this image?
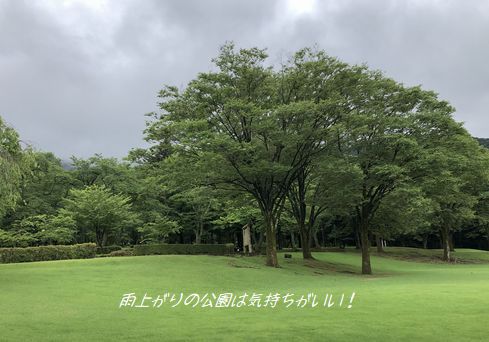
[0,0,488,159]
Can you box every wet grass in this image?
[1,248,489,341]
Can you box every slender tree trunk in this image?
[441,227,451,261]
[258,230,264,251]
[375,234,384,253]
[360,220,372,274]
[95,227,105,247]
[255,230,264,253]
[355,226,361,249]
[195,222,203,244]
[299,225,313,259]
[102,231,108,247]
[422,235,428,249]
[265,213,279,267]
[290,231,297,250]
[313,231,320,248]
[96,234,102,248]
[448,232,454,252]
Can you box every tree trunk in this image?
[290,231,297,250]
[254,230,264,253]
[313,231,320,248]
[96,228,105,247]
[299,227,313,259]
[102,231,108,247]
[422,235,428,249]
[195,222,203,244]
[375,234,384,253]
[441,227,451,261]
[355,227,361,249]
[448,232,454,252]
[360,221,372,274]
[265,213,279,267]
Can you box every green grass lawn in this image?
[1,248,489,341]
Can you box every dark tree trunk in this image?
[254,229,264,253]
[375,234,384,253]
[355,226,361,249]
[448,232,455,252]
[440,227,451,261]
[96,228,106,247]
[422,235,428,249]
[313,231,320,249]
[195,222,203,244]
[360,220,372,274]
[290,231,297,250]
[102,231,108,247]
[265,213,279,267]
[299,227,313,259]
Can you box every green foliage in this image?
[9,152,73,220]
[96,245,122,255]
[371,186,433,239]
[0,229,35,247]
[0,116,33,216]
[71,155,136,192]
[11,213,76,246]
[143,44,361,266]
[108,248,134,257]
[134,243,234,256]
[61,185,139,247]
[0,243,96,263]
[137,217,181,244]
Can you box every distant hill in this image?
[60,160,74,170]
[476,138,489,149]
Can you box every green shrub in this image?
[0,243,97,263]
[109,248,134,257]
[96,245,122,255]
[134,243,234,256]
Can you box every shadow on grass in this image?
[365,247,489,264]
[227,253,393,277]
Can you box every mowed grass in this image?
[1,248,489,341]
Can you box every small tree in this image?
[61,185,139,247]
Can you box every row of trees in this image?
[2,44,489,274]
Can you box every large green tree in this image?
[421,134,489,260]
[336,69,466,274]
[143,44,350,267]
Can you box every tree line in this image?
[2,43,489,274]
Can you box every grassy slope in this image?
[1,248,489,341]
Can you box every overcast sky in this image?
[1,0,488,159]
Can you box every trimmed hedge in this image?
[96,245,122,255]
[134,243,234,256]
[109,248,134,257]
[256,247,347,255]
[0,243,97,264]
